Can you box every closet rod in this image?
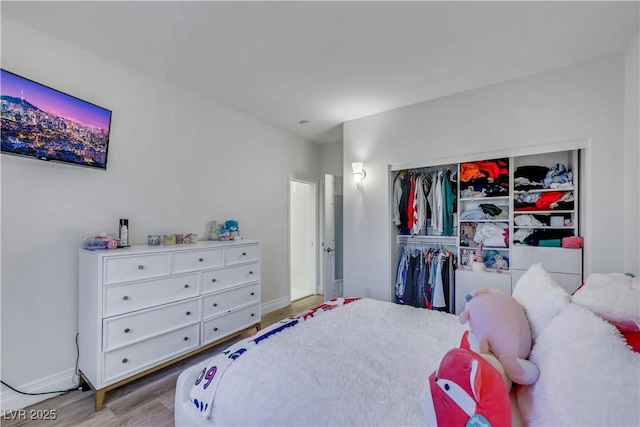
[397,235,457,251]
[396,165,458,175]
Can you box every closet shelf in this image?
[460,245,509,251]
[514,210,574,214]
[514,226,574,230]
[513,187,574,194]
[459,196,510,202]
[459,219,509,223]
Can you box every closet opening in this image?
[390,140,588,314]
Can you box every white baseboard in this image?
[261,295,290,314]
[0,368,79,411]
[2,297,293,411]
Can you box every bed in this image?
[175,265,640,426]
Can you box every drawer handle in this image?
[213,303,218,307]
[250,292,255,296]
[211,278,217,283]
[122,358,128,364]
[213,327,218,331]
[183,337,189,341]
[251,313,255,317]
[138,265,144,270]
[249,271,253,275]
[242,252,246,256]
[199,258,204,262]
[123,296,129,301]
[124,328,130,333]
[186,311,191,316]
[184,284,190,289]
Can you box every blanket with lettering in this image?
[188,297,361,420]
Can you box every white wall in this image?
[319,141,344,177]
[624,33,640,274]
[0,19,320,409]
[343,52,636,301]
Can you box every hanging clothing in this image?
[441,170,456,236]
[428,172,443,233]
[407,176,416,233]
[398,174,412,234]
[392,172,405,227]
[395,245,457,313]
[393,168,454,237]
[413,175,428,235]
[411,175,419,235]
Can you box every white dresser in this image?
[78,240,261,410]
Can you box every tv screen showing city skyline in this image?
[1,69,112,170]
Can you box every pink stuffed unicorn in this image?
[459,287,539,385]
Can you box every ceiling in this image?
[2,1,638,144]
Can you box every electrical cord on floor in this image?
[1,333,83,396]
[0,380,81,396]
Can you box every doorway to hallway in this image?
[289,178,318,302]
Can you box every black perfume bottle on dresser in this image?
[119,219,129,247]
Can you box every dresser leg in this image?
[256,322,262,331]
[95,389,106,412]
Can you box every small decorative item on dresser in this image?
[83,233,120,251]
[185,233,198,243]
[164,234,176,245]
[148,235,161,246]
[218,227,231,241]
[225,220,240,239]
[175,234,184,244]
[209,221,221,240]
[119,219,129,247]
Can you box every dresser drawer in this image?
[103,274,198,317]
[225,244,259,265]
[104,254,171,285]
[173,248,223,274]
[511,246,582,274]
[202,263,259,293]
[202,304,260,345]
[202,283,260,320]
[103,324,200,384]
[103,298,200,351]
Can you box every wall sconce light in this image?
[351,161,366,189]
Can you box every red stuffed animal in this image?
[420,347,511,426]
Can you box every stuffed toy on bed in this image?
[420,347,512,427]
[459,287,540,385]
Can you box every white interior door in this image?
[323,174,343,300]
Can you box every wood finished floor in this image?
[3,295,325,427]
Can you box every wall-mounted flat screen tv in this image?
[1,69,112,170]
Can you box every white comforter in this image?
[209,298,465,426]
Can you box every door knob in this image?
[326,248,334,253]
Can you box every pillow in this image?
[517,303,640,426]
[512,263,570,340]
[420,347,511,427]
[572,273,639,332]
